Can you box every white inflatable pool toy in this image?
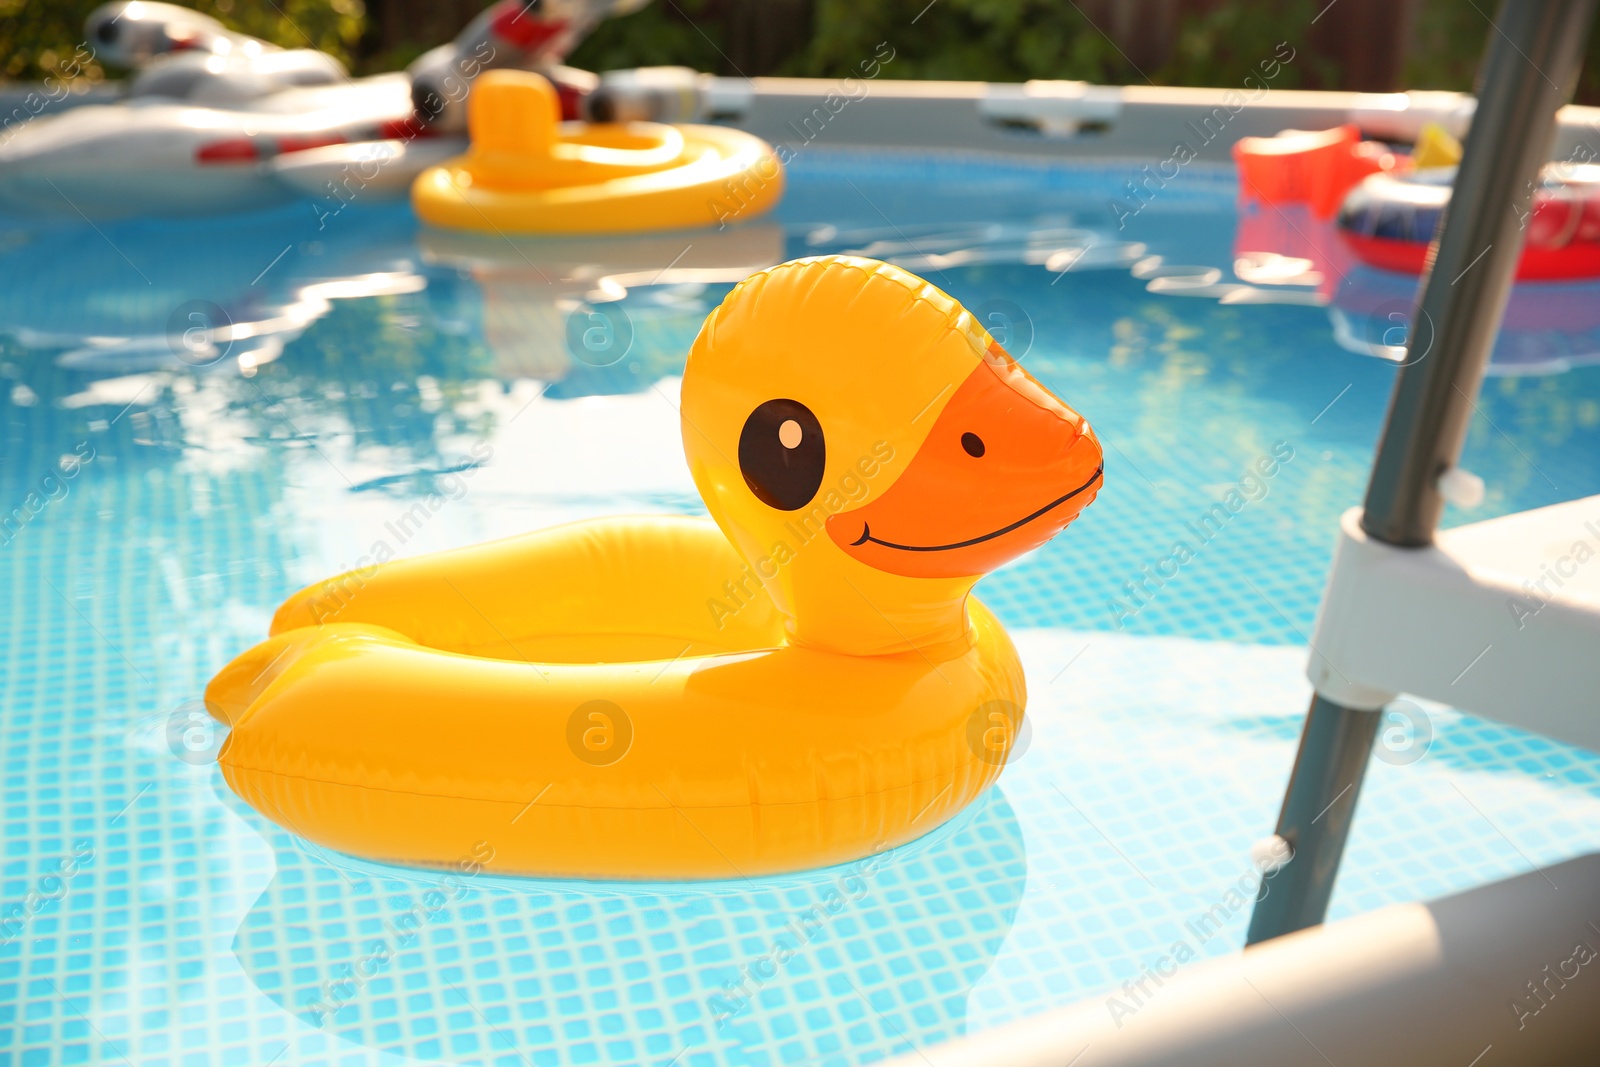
[85,1,266,68]
[299,0,650,199]
[0,77,421,217]
[0,2,413,217]
[267,137,467,203]
[0,0,649,218]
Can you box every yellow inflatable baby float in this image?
[412,69,783,235]
[206,256,1103,879]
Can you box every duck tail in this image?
[204,623,416,727]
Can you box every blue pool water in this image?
[5,151,1600,1067]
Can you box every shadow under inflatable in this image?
[222,782,1028,1066]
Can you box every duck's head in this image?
[682,256,1103,656]
[459,70,693,192]
[463,71,563,187]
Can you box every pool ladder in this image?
[880,4,1600,1066]
[1245,0,1600,944]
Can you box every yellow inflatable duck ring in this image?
[205,256,1103,880]
[412,69,783,235]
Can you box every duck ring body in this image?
[207,255,1104,879]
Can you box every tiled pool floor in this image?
[6,150,1600,1067]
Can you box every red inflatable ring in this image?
[1337,164,1600,280]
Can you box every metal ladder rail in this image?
[1244,0,1599,946]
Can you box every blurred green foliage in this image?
[763,0,1330,86]
[1404,0,1600,104]
[1157,0,1340,88]
[566,0,725,76]
[771,0,1132,83]
[194,0,364,65]
[1402,1,1487,95]
[1,0,363,81]
[1,0,104,81]
[2,0,1596,105]
[583,0,1597,104]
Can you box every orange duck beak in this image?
[827,344,1103,579]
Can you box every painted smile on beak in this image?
[827,345,1103,580]
[848,468,1103,551]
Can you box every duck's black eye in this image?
[738,398,825,511]
[961,432,985,458]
